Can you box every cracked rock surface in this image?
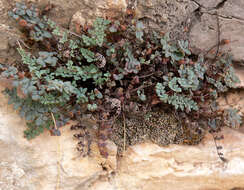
[190,0,244,63]
[192,0,224,8]
[134,0,198,31]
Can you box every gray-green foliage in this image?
[135,21,144,41]
[208,108,242,131]
[87,103,98,111]
[12,46,109,106]
[168,94,198,111]
[3,2,242,142]
[155,59,206,111]
[1,12,115,139]
[8,2,52,41]
[124,44,141,74]
[160,33,189,64]
[156,34,240,115]
[168,77,182,92]
[177,65,200,91]
[155,83,168,102]
[1,66,18,78]
[2,44,106,138]
[207,55,240,91]
[3,88,54,139]
[156,82,198,111]
[178,40,191,55]
[82,18,110,47]
[80,48,95,63]
[137,89,146,101]
[224,108,242,129]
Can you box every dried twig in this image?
[17,40,22,49]
[130,84,154,93]
[213,13,220,62]
[51,112,58,130]
[123,111,126,155]
[50,112,61,190]
[19,39,32,49]
[138,72,155,79]
[69,31,82,38]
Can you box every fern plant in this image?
[3,88,54,139]
[156,82,198,111]
[0,1,242,148]
[82,18,110,47]
[8,2,52,41]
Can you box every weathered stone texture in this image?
[234,65,244,88]
[0,82,117,190]
[134,0,198,32]
[116,128,244,190]
[193,0,223,8]
[218,0,244,20]
[190,0,244,63]
[1,79,244,190]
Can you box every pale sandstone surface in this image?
[234,65,244,88]
[218,90,244,116]
[0,82,116,190]
[115,128,244,190]
[1,79,244,189]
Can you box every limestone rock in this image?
[218,0,244,20]
[0,31,8,52]
[116,128,244,190]
[22,0,127,29]
[134,0,198,34]
[193,0,224,8]
[190,1,244,63]
[0,82,116,190]
[69,0,127,32]
[1,78,244,189]
[234,65,244,88]
[218,90,244,116]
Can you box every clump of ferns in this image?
[0,2,242,158]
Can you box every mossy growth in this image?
[111,109,204,154]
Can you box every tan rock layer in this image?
[116,128,244,190]
[1,78,244,189]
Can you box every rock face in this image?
[116,128,244,190]
[234,65,244,88]
[69,0,126,33]
[67,0,127,31]
[190,0,244,63]
[193,0,224,8]
[0,79,244,189]
[31,0,127,28]
[218,90,244,116]
[0,82,117,190]
[134,0,198,33]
